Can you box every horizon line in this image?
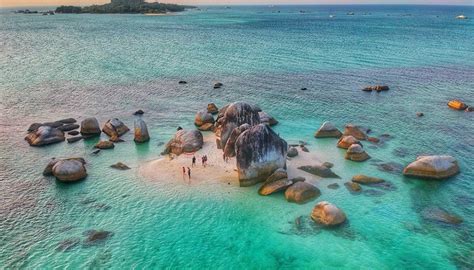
[2,3,474,8]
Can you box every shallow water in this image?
[1,5,473,269]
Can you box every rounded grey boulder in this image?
[134,119,150,143]
[80,117,101,136]
[25,126,65,146]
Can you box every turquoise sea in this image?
[1,5,473,269]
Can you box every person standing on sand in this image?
[187,167,191,180]
[192,156,196,167]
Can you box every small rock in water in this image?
[300,87,308,91]
[298,165,340,178]
[58,124,80,132]
[287,147,298,158]
[367,137,380,144]
[177,126,183,131]
[311,201,346,227]
[133,109,144,115]
[58,118,77,124]
[110,162,130,170]
[447,100,468,111]
[465,106,473,112]
[352,175,385,185]
[322,162,334,168]
[300,146,309,152]
[421,207,463,225]
[68,130,80,136]
[344,182,362,193]
[327,183,340,189]
[363,189,385,197]
[362,85,389,92]
[213,82,223,89]
[67,136,83,143]
[403,155,460,180]
[178,80,187,84]
[91,149,101,155]
[416,112,424,117]
[83,230,113,246]
[207,103,219,114]
[95,141,114,149]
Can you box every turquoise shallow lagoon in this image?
[1,5,473,269]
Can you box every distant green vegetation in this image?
[55,2,194,14]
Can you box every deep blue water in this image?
[0,5,473,269]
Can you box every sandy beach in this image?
[139,132,328,186]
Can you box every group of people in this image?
[182,154,210,182]
[192,155,208,167]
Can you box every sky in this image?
[1,0,473,8]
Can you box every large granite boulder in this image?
[195,110,215,127]
[259,111,278,126]
[311,201,346,226]
[337,135,360,149]
[403,155,460,180]
[134,119,150,143]
[80,117,101,136]
[44,158,87,182]
[235,124,287,187]
[102,118,129,138]
[215,102,261,149]
[298,164,340,178]
[343,124,368,140]
[285,182,320,204]
[223,124,250,158]
[315,121,342,138]
[345,144,370,161]
[163,130,204,155]
[25,126,65,146]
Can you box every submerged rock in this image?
[343,124,368,140]
[95,141,114,149]
[163,130,204,155]
[327,183,340,189]
[134,119,150,143]
[376,162,404,174]
[311,201,346,226]
[287,147,298,158]
[322,162,334,168]
[403,155,460,180]
[298,165,340,178]
[110,162,130,170]
[314,121,342,138]
[215,102,260,149]
[51,158,87,182]
[447,100,468,111]
[285,182,321,204]
[235,124,287,187]
[344,181,362,193]
[80,117,101,136]
[258,111,278,126]
[352,174,385,185]
[83,230,113,246]
[25,126,65,146]
[56,238,80,252]
[102,118,129,138]
[207,103,219,114]
[337,135,360,149]
[345,144,370,162]
[58,118,77,124]
[421,207,463,225]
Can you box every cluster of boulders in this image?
[447,100,472,112]
[26,115,150,146]
[362,85,390,92]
